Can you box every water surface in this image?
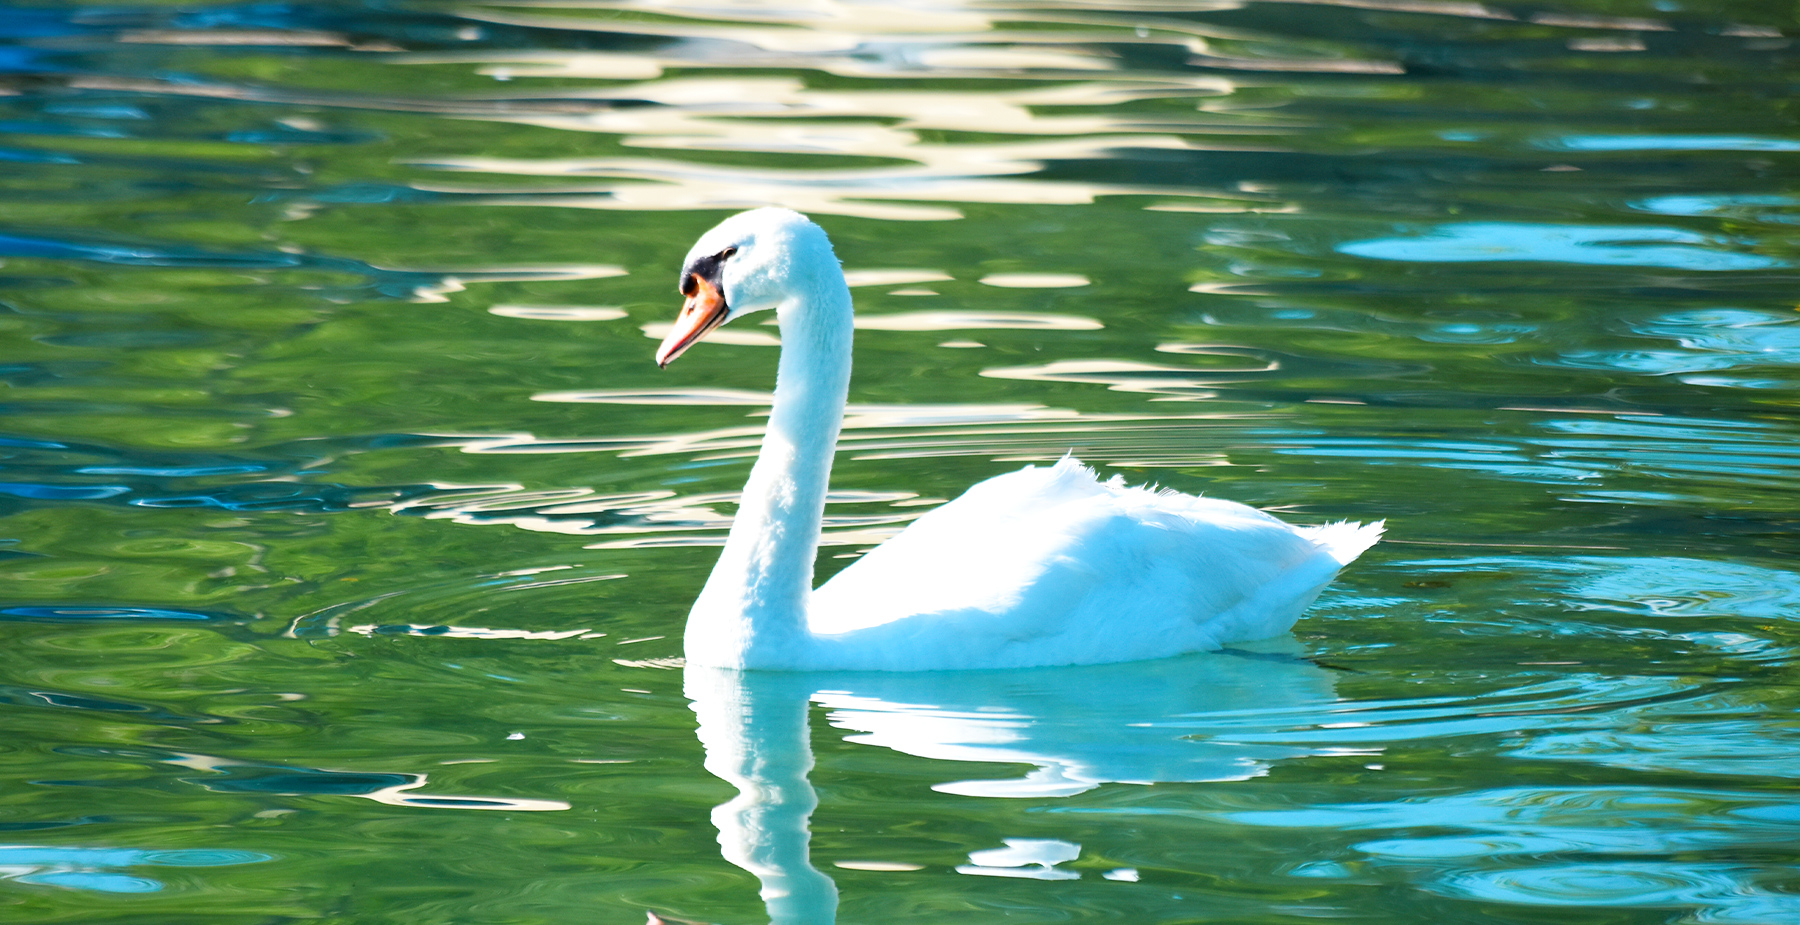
[2,0,1798,922]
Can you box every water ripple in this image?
[0,228,620,302]
[1222,786,1800,917]
[1433,864,1800,919]
[1546,308,1800,388]
[1338,223,1785,272]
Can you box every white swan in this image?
[657,208,1381,672]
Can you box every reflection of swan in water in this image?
[659,208,1382,672]
[683,642,1338,923]
[688,668,840,925]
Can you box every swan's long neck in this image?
[686,263,852,669]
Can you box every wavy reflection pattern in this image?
[684,642,1338,923]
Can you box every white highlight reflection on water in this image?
[958,839,1083,880]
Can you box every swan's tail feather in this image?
[1300,519,1385,565]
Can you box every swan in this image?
[657,207,1381,672]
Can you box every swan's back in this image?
[806,458,1380,670]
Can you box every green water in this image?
[2,0,1798,921]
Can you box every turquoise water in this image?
[2,0,1798,921]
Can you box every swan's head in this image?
[656,207,839,368]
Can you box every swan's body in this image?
[658,208,1380,672]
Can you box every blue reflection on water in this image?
[0,483,128,500]
[0,7,85,74]
[0,605,235,623]
[1633,193,1800,220]
[1564,555,1800,622]
[0,845,270,893]
[1432,863,1800,918]
[1542,135,1800,152]
[1547,308,1800,387]
[1219,787,1800,919]
[1338,223,1783,271]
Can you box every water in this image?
[2,0,1797,921]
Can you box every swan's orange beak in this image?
[657,272,729,368]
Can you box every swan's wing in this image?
[810,458,1361,660]
[812,459,1113,634]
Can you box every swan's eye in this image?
[719,246,737,260]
